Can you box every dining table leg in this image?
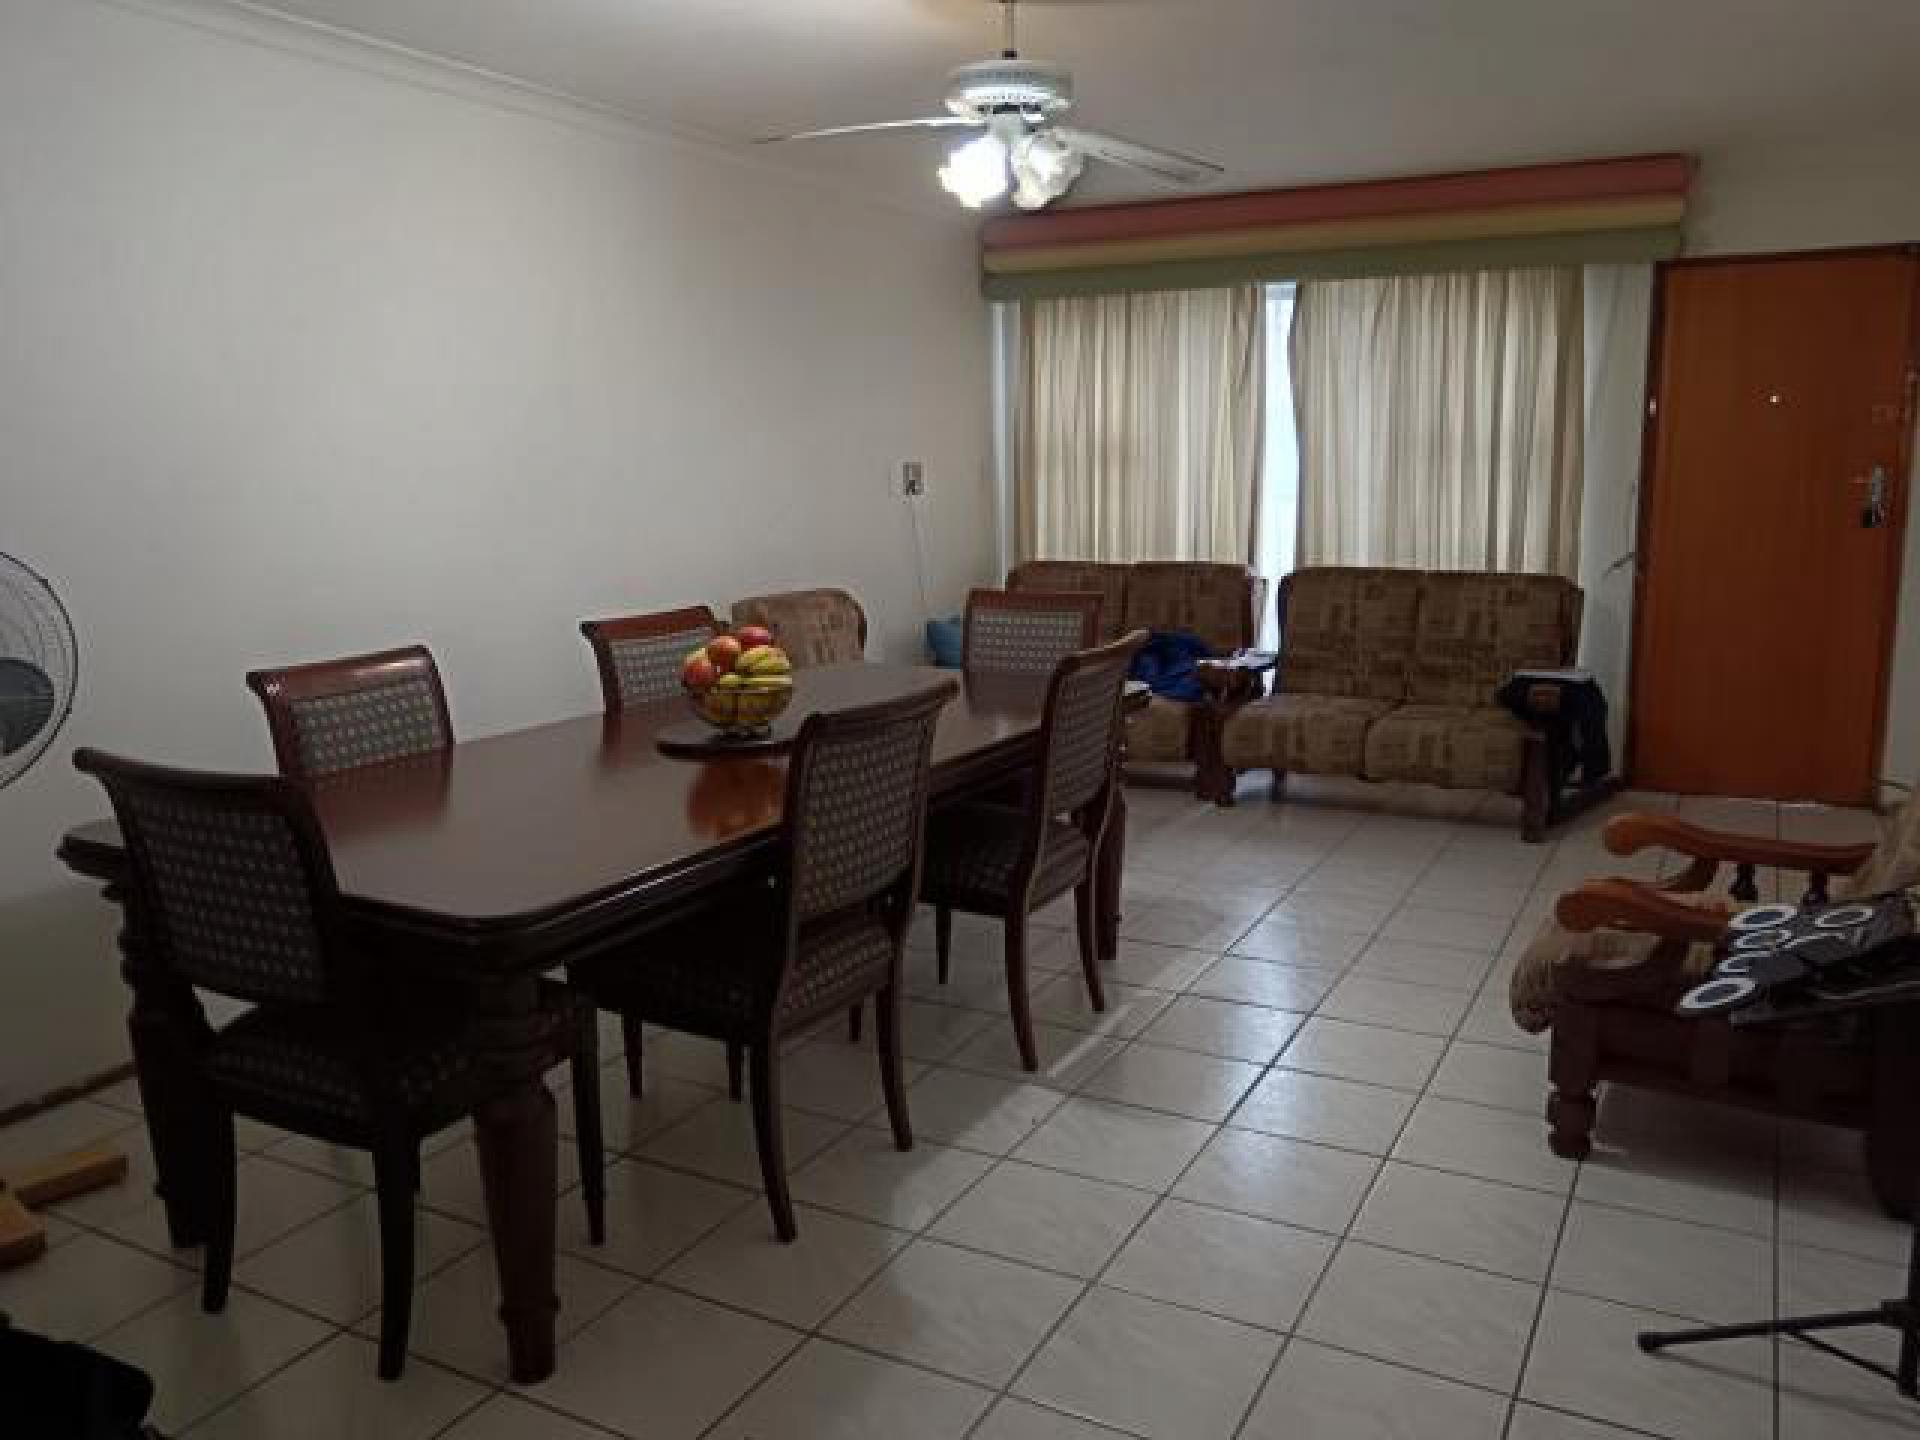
[1096,784,1128,963]
[471,973,561,1385]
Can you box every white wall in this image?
[0,0,992,1107]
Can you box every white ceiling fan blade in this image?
[757,117,980,145]
[1052,126,1223,187]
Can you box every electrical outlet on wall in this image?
[898,460,926,498]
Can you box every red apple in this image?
[735,624,774,650]
[706,635,743,672]
[682,654,719,691]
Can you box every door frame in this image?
[1623,242,1920,801]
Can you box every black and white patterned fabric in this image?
[287,677,447,776]
[790,715,940,922]
[117,786,329,1005]
[1044,661,1127,817]
[609,627,710,706]
[922,804,1091,909]
[967,607,1089,676]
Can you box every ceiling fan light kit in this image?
[763,0,1221,212]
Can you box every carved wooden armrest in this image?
[1555,878,1730,943]
[1603,814,1876,875]
[1196,650,1277,702]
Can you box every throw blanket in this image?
[1130,630,1214,703]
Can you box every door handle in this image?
[1852,465,1890,529]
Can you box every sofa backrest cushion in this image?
[1122,563,1258,655]
[1007,562,1129,643]
[1404,572,1581,706]
[1277,568,1423,700]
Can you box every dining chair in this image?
[72,749,607,1381]
[567,679,957,1240]
[961,588,1103,677]
[245,645,452,781]
[577,604,748,1101]
[730,588,868,668]
[920,631,1148,1071]
[580,605,720,712]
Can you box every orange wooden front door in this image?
[1631,249,1919,803]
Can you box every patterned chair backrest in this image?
[74,750,339,1006]
[1007,562,1130,644]
[1277,569,1425,700]
[962,588,1103,677]
[1038,631,1150,820]
[246,645,452,781]
[580,606,719,712]
[730,589,868,669]
[1404,573,1582,707]
[1121,563,1261,655]
[784,681,957,931]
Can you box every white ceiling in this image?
[252,0,1920,214]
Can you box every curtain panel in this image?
[1016,285,1264,564]
[1292,267,1585,577]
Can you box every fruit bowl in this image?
[681,627,795,738]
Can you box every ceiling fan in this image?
[759,0,1224,211]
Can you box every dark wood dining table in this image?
[57,663,1136,1383]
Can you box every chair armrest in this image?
[1602,814,1877,875]
[1555,878,1730,944]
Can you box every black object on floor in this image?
[0,1313,158,1437]
[1643,994,1920,1399]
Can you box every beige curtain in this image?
[1292,267,1584,576]
[1016,285,1264,562]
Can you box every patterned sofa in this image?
[1006,561,1265,778]
[1196,567,1582,838]
[730,588,867,668]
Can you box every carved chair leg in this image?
[569,1025,607,1247]
[874,987,913,1152]
[372,1136,419,1381]
[199,1108,238,1316]
[748,1041,797,1242]
[1003,917,1039,1073]
[1546,1009,1599,1161]
[1072,882,1106,1013]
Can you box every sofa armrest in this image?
[1602,814,1877,876]
[1196,650,1277,701]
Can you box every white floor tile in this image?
[930,1159,1154,1278]
[1099,940,1217,992]
[0,1230,192,1341]
[97,1288,333,1435]
[104,1154,358,1264]
[1240,1339,1508,1440]
[1136,995,1304,1063]
[187,1333,485,1440]
[1320,974,1473,1036]
[398,1245,633,1384]
[436,1394,609,1440]
[1393,1096,1576,1194]
[1351,937,1495,990]
[1521,1290,1773,1440]
[1428,1040,1551,1113]
[1779,1163,1911,1265]
[1077,1042,1262,1122]
[791,1129,993,1231]
[540,1283,799,1439]
[1103,1197,1333,1331]
[1173,1128,1378,1233]
[1012,1098,1214,1192]
[825,1238,1081,1386]
[1229,1068,1416,1156]
[637,1096,847,1190]
[1188,956,1343,1010]
[1231,920,1374,968]
[1278,1018,1446,1091]
[971,1398,1136,1439]
[706,1338,992,1440]
[1352,1161,1565,1282]
[659,1201,906,1327]
[1027,976,1175,1039]
[237,1192,484,1324]
[947,1020,1129,1091]
[889,1067,1066,1155]
[1014,1284,1281,1440]
[556,1156,752,1278]
[1551,1201,1772,1325]
[1300,1241,1539,1391]
[1576,1130,1775,1237]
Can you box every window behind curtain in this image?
[1015,286,1264,564]
[1289,268,1585,577]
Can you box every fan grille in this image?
[0,553,78,789]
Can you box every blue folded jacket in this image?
[1130,630,1214,702]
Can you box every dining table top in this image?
[60,664,1089,952]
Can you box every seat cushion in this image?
[1218,694,1392,776]
[923,803,1092,911]
[1363,703,1535,792]
[1276,569,1423,701]
[1509,907,1725,1033]
[1405,572,1580,707]
[204,984,583,1131]
[1126,696,1193,762]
